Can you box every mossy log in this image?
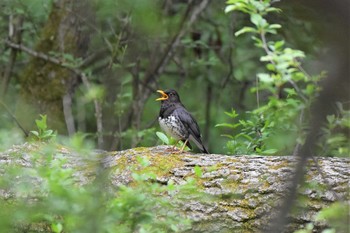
[0,144,349,232]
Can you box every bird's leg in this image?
[165,140,180,152]
[179,139,189,153]
[172,140,181,152]
[172,140,178,151]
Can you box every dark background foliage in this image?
[0,0,349,155]
[0,1,349,232]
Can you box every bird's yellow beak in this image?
[156,90,168,101]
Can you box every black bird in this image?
[156,89,209,153]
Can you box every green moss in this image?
[132,147,148,152]
[110,147,185,179]
[268,160,291,170]
[146,153,184,176]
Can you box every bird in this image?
[156,89,209,154]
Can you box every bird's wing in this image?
[174,107,209,153]
[174,107,201,137]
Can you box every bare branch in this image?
[147,0,211,82]
[63,93,76,136]
[4,40,64,66]
[0,100,29,137]
[1,15,23,97]
[81,73,104,149]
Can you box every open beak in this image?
[156,90,168,101]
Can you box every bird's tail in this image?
[189,135,209,154]
[201,145,209,154]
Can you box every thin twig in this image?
[65,7,114,52]
[287,79,308,102]
[0,100,29,137]
[221,14,235,88]
[260,31,274,63]
[295,59,312,80]
[143,0,211,87]
[63,93,76,136]
[256,77,260,109]
[81,73,104,149]
[4,40,63,65]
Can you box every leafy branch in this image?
[219,0,323,155]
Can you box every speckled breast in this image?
[158,115,188,140]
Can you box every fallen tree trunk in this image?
[0,143,349,232]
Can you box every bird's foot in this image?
[164,145,183,154]
[171,149,184,154]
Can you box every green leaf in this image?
[252,36,263,48]
[250,13,263,26]
[194,166,202,177]
[327,135,346,144]
[221,134,235,139]
[284,88,297,96]
[274,40,285,50]
[235,26,257,36]
[327,115,335,124]
[42,130,54,138]
[322,229,336,233]
[225,1,251,14]
[257,73,274,83]
[266,7,282,13]
[35,115,47,130]
[250,13,268,29]
[236,133,253,141]
[224,5,238,13]
[315,202,347,221]
[283,48,305,58]
[305,84,315,96]
[51,222,63,233]
[261,149,277,155]
[215,123,237,129]
[30,131,39,137]
[85,85,105,101]
[224,110,239,118]
[156,132,169,145]
[269,24,281,29]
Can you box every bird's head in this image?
[156,89,181,103]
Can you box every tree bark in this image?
[0,144,348,232]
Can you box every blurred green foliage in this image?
[0,140,193,232]
[293,201,349,233]
[219,0,349,156]
[318,103,350,157]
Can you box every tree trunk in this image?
[16,0,92,133]
[0,144,348,232]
